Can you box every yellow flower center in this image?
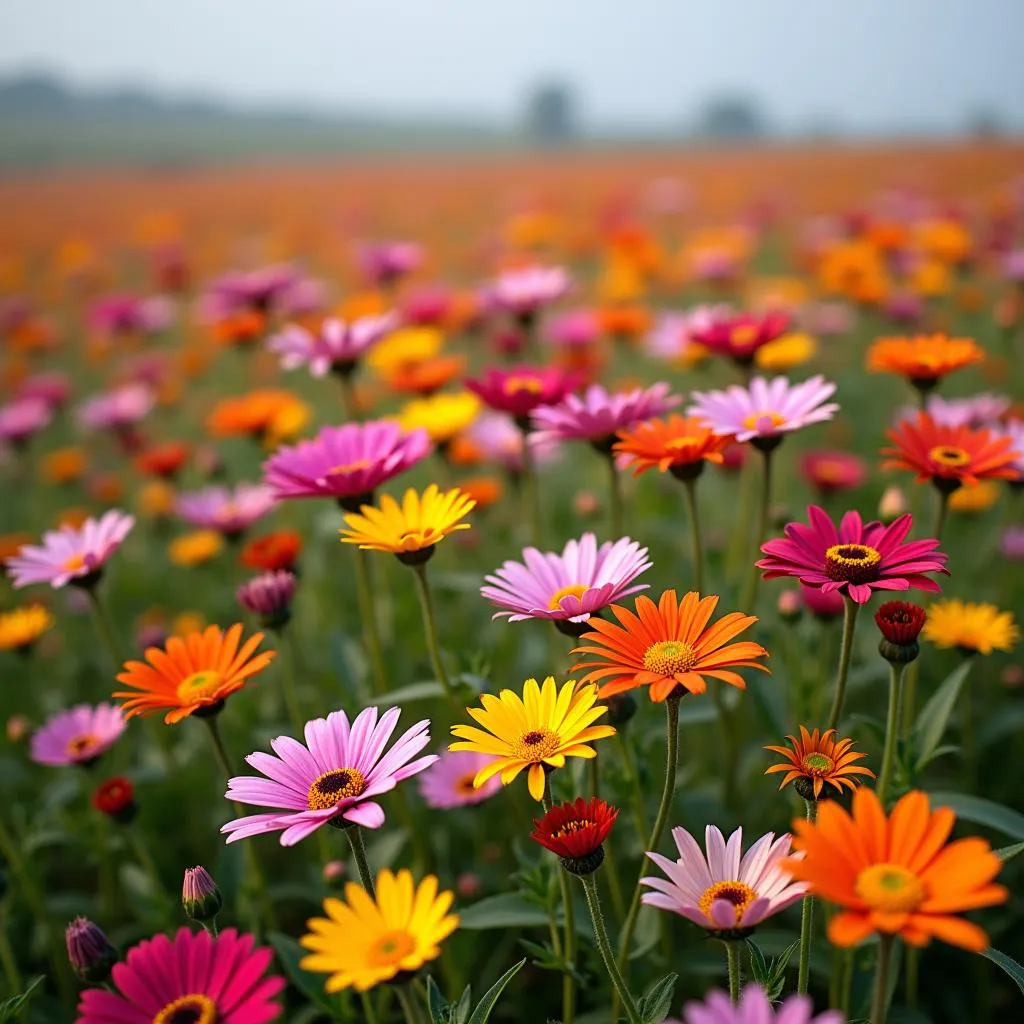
[307,767,367,811]
[730,324,759,350]
[327,459,371,477]
[741,411,786,432]
[801,752,835,775]
[548,584,589,610]
[62,552,87,573]
[367,929,416,968]
[152,993,217,1024]
[665,436,701,452]
[698,880,757,924]
[824,543,882,585]
[928,445,971,468]
[854,863,926,914]
[455,771,478,795]
[503,375,544,396]
[512,728,562,761]
[176,670,225,704]
[553,818,594,839]
[643,640,698,676]
[66,733,97,758]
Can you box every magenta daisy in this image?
[268,313,397,378]
[89,293,173,337]
[689,309,790,366]
[672,986,843,1024]
[530,382,681,449]
[641,825,807,934]
[222,706,437,846]
[688,375,839,446]
[466,365,579,420]
[75,927,284,1024]
[757,506,949,605]
[0,397,52,446]
[199,264,302,319]
[76,384,155,432]
[237,570,297,627]
[481,533,651,634]
[16,372,72,410]
[175,483,277,537]
[417,750,502,809]
[6,510,135,589]
[30,703,126,767]
[262,420,431,510]
[484,265,571,319]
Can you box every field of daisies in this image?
[1,156,1023,1024]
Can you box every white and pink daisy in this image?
[5,510,135,589]
[268,313,397,378]
[641,825,807,934]
[417,750,502,809]
[30,703,126,767]
[175,483,277,537]
[0,397,52,446]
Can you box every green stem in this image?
[616,732,650,846]
[932,488,949,543]
[580,875,642,1024]
[712,686,738,809]
[796,799,818,994]
[411,562,458,707]
[0,904,21,997]
[339,372,360,423]
[839,947,854,1014]
[606,452,624,538]
[276,627,305,734]
[825,597,860,733]
[877,662,907,805]
[681,476,705,594]
[905,946,920,1009]
[869,934,895,1024]
[739,446,773,611]
[542,789,576,1024]
[520,426,542,547]
[900,661,919,740]
[354,547,389,697]
[347,826,376,897]
[725,939,742,1004]
[203,715,236,782]
[359,993,380,1024]
[86,586,123,669]
[395,985,426,1024]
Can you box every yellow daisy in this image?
[948,480,1000,515]
[922,600,1019,655]
[367,326,443,377]
[0,604,55,653]
[340,485,475,563]
[168,529,224,567]
[300,869,458,993]
[398,392,481,445]
[755,332,817,371]
[450,676,616,800]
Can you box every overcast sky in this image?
[2,0,1022,133]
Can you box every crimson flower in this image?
[531,796,618,874]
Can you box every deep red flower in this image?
[531,797,618,871]
[134,441,190,479]
[240,530,303,572]
[875,601,927,645]
[92,777,136,821]
[466,365,579,420]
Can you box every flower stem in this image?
[616,732,650,843]
[739,446,773,611]
[203,715,236,782]
[347,826,376,897]
[932,488,950,543]
[86,586,123,669]
[276,627,305,734]
[0,903,22,998]
[338,373,360,423]
[825,597,860,733]
[411,562,458,707]
[542,788,576,1024]
[606,452,624,538]
[395,985,427,1024]
[580,875,642,1024]
[796,799,818,994]
[354,547,389,696]
[681,476,705,594]
[869,934,896,1024]
[877,662,907,805]
[725,939,742,1003]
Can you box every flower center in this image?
[398,527,436,549]
[455,771,478,795]
[854,863,926,914]
[643,640,698,676]
[548,583,590,610]
[741,411,786,432]
[62,552,87,573]
[307,767,367,811]
[698,880,757,924]
[367,929,416,968]
[503,375,544,396]
[823,543,882,585]
[66,733,97,758]
[928,445,971,468]
[175,670,224,704]
[665,436,701,453]
[152,993,217,1024]
[730,324,759,350]
[512,728,562,761]
[801,752,835,775]
[553,818,594,839]
[327,459,371,477]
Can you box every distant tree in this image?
[695,95,767,141]
[525,81,576,144]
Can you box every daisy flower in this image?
[0,603,54,653]
[207,389,310,445]
[236,570,297,629]
[268,314,397,378]
[922,599,1019,655]
[784,788,1007,951]
[417,750,502,809]
[240,530,302,572]
[799,450,866,496]
[134,441,190,479]
[5,510,135,589]
[531,796,619,875]
[466,365,578,420]
[223,706,435,845]
[76,383,155,432]
[867,333,984,388]
[757,507,948,605]
[572,590,769,702]
[463,411,560,474]
[764,726,874,801]
[175,483,277,537]
[672,986,843,1024]
[89,292,173,336]
[357,241,423,287]
[643,309,715,368]
[300,869,457,992]
[481,532,651,633]
[641,825,807,934]
[449,676,615,800]
[30,703,126,767]
[688,376,838,447]
[114,623,275,724]
[614,415,729,480]
[0,397,52,446]
[76,927,284,1024]
[262,420,431,510]
[200,263,301,319]
[398,392,482,446]
[689,309,790,366]
[484,265,571,320]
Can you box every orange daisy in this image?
[882,412,1019,491]
[764,726,874,801]
[572,589,769,702]
[784,788,1007,951]
[614,415,729,480]
[134,441,190,479]
[113,623,275,724]
[206,389,308,444]
[866,334,984,387]
[240,530,303,572]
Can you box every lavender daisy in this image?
[30,703,126,767]
[222,706,437,845]
[268,314,397,378]
[417,750,502,809]
[175,483,277,537]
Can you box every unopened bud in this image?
[777,590,802,623]
[322,860,346,883]
[456,873,481,898]
[66,917,117,983]
[182,866,222,922]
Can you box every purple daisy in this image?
[417,750,502,809]
[175,483,277,537]
[222,706,437,845]
[261,420,431,507]
[481,533,651,629]
[6,510,135,589]
[0,397,53,445]
[30,703,126,767]
[688,375,839,444]
[76,384,155,432]
[268,314,397,378]
[670,986,844,1024]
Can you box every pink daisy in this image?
[417,750,502,809]
[357,241,423,287]
[689,309,789,365]
[237,570,297,626]
[0,397,52,445]
[222,706,437,846]
[6,510,135,589]
[546,309,601,349]
[75,927,284,1024]
[88,293,173,336]
[641,825,808,934]
[16,371,73,410]
[757,506,949,605]
[199,264,302,320]
[175,484,278,537]
[401,285,453,327]
[76,384,155,432]
[30,703,126,767]
[463,411,560,474]
[262,420,431,509]
[481,533,651,633]
[688,375,839,446]
[268,313,397,378]
[466,365,579,420]
[485,265,571,319]
[644,307,723,363]
[671,986,843,1024]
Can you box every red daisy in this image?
[531,797,618,874]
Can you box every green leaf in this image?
[426,976,448,1022]
[746,939,770,985]
[916,743,960,770]
[627,904,660,961]
[978,947,1024,996]
[458,892,551,930]
[637,972,677,1024]
[928,792,1024,840]
[0,975,44,1022]
[912,659,972,770]
[466,958,527,1024]
[267,932,335,1014]
[364,681,444,706]
[995,840,1024,862]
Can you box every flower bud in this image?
[322,860,346,884]
[875,601,926,664]
[236,570,297,630]
[878,485,907,522]
[66,916,118,983]
[602,691,638,727]
[456,873,481,898]
[181,865,222,922]
[777,590,802,623]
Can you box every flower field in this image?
[0,139,1023,1024]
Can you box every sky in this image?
[2,0,1023,134]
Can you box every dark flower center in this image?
[824,543,882,584]
[928,445,971,469]
[307,767,367,811]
